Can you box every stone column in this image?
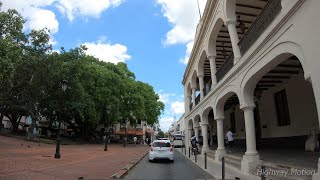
[194,126,199,141]
[201,123,209,154]
[215,118,226,161]
[308,77,320,180]
[187,95,192,112]
[225,20,241,63]
[198,74,204,100]
[192,87,196,107]
[208,55,217,87]
[188,128,193,149]
[241,105,262,173]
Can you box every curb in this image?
[110,150,149,179]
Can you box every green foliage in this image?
[0,3,165,137]
[157,130,165,138]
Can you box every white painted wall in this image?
[259,73,319,138]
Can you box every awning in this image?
[115,129,144,136]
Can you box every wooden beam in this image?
[256,88,268,91]
[217,40,231,43]
[257,84,275,87]
[277,64,302,68]
[236,11,258,18]
[236,3,263,10]
[218,35,230,38]
[269,70,299,74]
[262,76,290,79]
[259,80,283,83]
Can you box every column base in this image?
[312,158,320,180]
[201,146,209,155]
[241,154,262,173]
[313,173,320,180]
[215,148,226,161]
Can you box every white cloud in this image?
[170,101,184,115]
[158,91,176,104]
[156,0,206,45]
[159,117,174,132]
[1,0,59,36]
[179,41,194,65]
[156,0,206,64]
[1,0,125,47]
[25,8,59,34]
[55,0,124,21]
[157,90,185,132]
[82,40,131,64]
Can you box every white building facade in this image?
[182,0,320,179]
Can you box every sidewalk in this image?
[0,135,148,180]
[176,147,260,180]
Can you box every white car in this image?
[149,140,174,162]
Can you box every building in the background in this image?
[112,121,154,144]
[182,0,320,179]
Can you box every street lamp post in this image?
[104,105,111,151]
[55,79,68,159]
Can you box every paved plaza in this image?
[0,135,148,180]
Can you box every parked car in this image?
[149,140,174,162]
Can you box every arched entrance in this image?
[242,53,319,178]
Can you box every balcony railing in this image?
[215,53,234,82]
[238,0,282,55]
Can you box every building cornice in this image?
[182,0,218,85]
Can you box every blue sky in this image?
[1,0,206,131]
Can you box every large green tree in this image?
[0,2,164,140]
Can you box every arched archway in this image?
[213,87,247,162]
[193,114,201,140]
[197,50,212,98]
[241,51,319,174]
[202,106,215,149]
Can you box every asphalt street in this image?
[123,149,215,180]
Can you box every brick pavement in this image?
[0,135,149,180]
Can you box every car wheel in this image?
[170,159,174,163]
[149,159,153,162]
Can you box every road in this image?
[123,149,215,180]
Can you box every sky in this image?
[1,0,207,132]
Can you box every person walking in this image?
[226,128,234,153]
[133,136,137,146]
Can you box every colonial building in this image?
[182,0,320,179]
[112,121,154,143]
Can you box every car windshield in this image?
[153,142,171,147]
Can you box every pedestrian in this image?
[123,137,127,147]
[191,135,198,153]
[226,128,234,153]
[145,137,149,145]
[26,126,30,140]
[133,136,137,146]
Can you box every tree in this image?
[157,130,165,138]
[0,2,165,139]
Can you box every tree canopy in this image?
[0,3,164,138]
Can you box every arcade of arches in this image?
[182,0,320,179]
